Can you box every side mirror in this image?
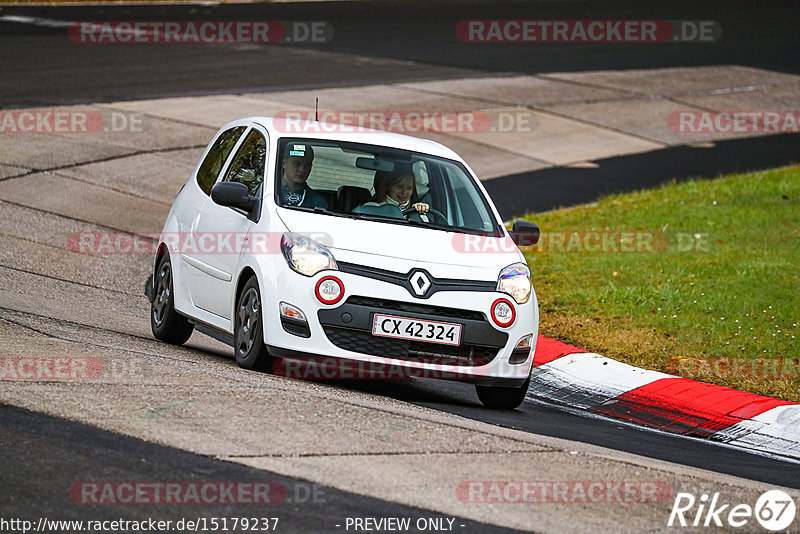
[211,182,258,213]
[510,220,540,246]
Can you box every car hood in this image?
[275,207,524,276]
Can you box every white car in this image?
[146,116,540,409]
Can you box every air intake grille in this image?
[322,325,498,366]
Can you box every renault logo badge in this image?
[409,271,432,297]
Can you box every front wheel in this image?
[475,376,531,410]
[150,255,194,345]
[234,276,273,371]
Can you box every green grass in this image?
[523,164,800,401]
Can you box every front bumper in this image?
[318,296,508,367]
[263,264,538,386]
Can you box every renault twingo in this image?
[147,117,540,409]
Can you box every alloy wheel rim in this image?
[236,288,260,355]
[152,263,171,326]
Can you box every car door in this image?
[174,124,246,307]
[185,126,268,319]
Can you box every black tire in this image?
[475,376,531,410]
[234,276,273,371]
[150,255,194,345]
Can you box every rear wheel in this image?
[234,276,273,371]
[475,376,531,410]
[150,255,194,345]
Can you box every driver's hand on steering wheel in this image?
[411,202,429,214]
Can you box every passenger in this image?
[353,167,429,220]
[280,144,328,209]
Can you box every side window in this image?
[224,129,267,196]
[444,166,494,231]
[196,126,247,195]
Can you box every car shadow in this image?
[191,321,488,409]
[271,356,484,408]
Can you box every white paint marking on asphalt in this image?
[707,85,770,95]
[0,15,73,28]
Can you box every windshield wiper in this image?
[282,205,360,219]
[407,217,499,236]
[408,218,461,233]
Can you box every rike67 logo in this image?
[668,490,796,531]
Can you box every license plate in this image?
[371,314,462,346]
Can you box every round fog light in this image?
[315,276,344,305]
[491,298,516,327]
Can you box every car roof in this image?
[234,116,465,162]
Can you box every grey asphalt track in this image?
[0,403,526,534]
[1,1,799,530]
[0,0,798,107]
[484,133,800,218]
[311,377,800,489]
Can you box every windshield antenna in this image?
[315,98,319,121]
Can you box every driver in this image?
[280,144,328,209]
[353,166,429,220]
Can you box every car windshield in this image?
[274,138,503,236]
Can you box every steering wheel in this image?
[402,206,447,225]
